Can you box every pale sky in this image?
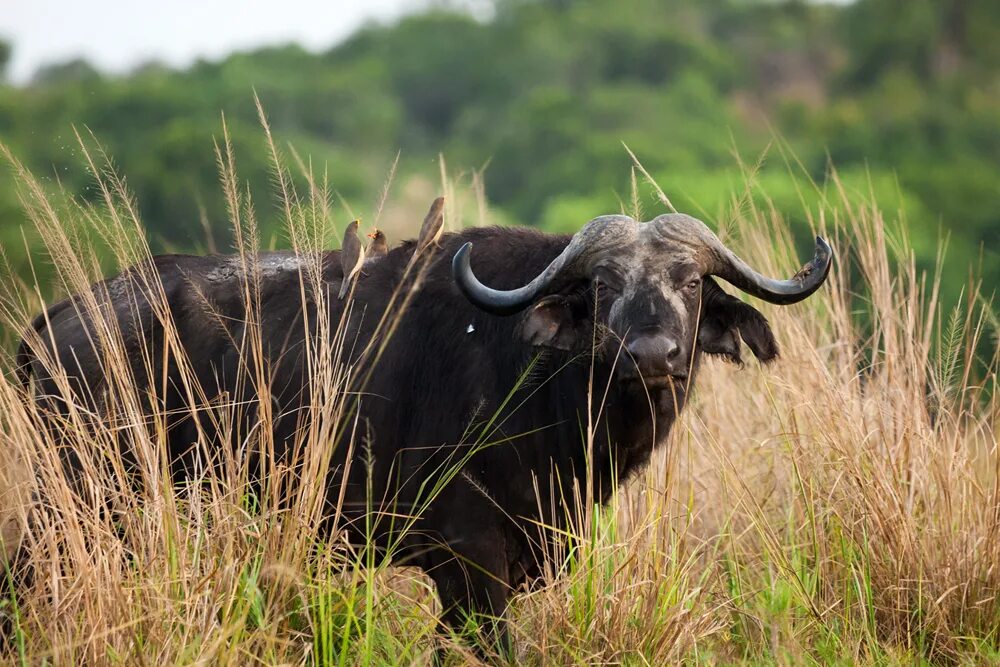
[0,0,428,83]
[0,0,850,84]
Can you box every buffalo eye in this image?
[682,277,701,293]
[592,267,624,294]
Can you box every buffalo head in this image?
[452,213,831,389]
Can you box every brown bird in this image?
[416,196,445,254]
[366,228,388,259]
[338,219,365,299]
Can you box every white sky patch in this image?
[0,0,426,83]
[0,0,846,84]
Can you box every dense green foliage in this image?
[0,0,997,303]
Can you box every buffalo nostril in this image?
[626,335,682,365]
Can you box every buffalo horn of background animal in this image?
[654,213,832,305]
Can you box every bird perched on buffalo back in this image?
[416,197,445,254]
[338,220,364,299]
[366,229,388,259]
[405,197,445,273]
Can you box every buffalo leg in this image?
[424,520,513,656]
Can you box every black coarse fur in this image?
[16,225,780,649]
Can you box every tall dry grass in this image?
[0,125,996,666]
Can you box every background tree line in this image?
[0,0,997,313]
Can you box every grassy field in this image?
[0,131,996,666]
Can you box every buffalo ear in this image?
[736,308,780,362]
[698,315,744,363]
[520,295,586,350]
[698,278,779,364]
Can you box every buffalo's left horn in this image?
[713,235,831,305]
[656,214,832,305]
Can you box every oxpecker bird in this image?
[416,197,445,253]
[338,220,364,299]
[405,197,445,272]
[366,229,388,259]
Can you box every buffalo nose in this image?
[625,334,685,376]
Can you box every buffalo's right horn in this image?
[453,215,628,315]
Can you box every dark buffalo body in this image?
[16,208,832,646]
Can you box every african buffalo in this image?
[14,199,831,650]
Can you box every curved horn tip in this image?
[815,235,832,257]
[810,236,833,273]
[452,242,473,269]
[452,241,541,316]
[451,242,474,294]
